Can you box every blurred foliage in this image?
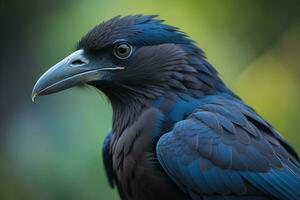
[0,0,300,199]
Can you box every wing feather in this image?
[157,97,300,199]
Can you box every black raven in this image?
[32,15,300,200]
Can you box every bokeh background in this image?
[1,0,300,199]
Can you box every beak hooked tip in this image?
[32,83,39,102]
[31,82,39,102]
[31,93,37,102]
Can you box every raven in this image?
[32,15,300,200]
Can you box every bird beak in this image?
[32,49,101,102]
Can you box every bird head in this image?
[32,15,223,105]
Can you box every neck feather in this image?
[93,54,235,136]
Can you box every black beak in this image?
[32,49,122,101]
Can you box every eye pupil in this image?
[114,43,132,59]
[118,45,128,54]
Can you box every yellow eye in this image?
[114,43,132,59]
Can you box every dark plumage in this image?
[32,15,300,200]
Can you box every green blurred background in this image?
[1,0,300,199]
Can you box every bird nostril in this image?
[70,59,86,66]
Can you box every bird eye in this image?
[113,43,132,59]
